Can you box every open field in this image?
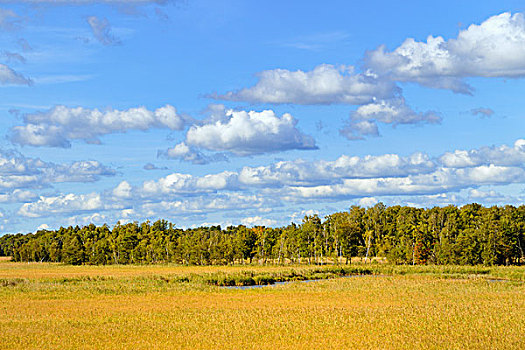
[1,260,524,349]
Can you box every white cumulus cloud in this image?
[365,12,525,93]
[185,110,317,155]
[216,64,397,105]
[439,139,525,168]
[340,98,441,140]
[239,152,435,187]
[13,139,525,226]
[10,104,190,147]
[162,109,317,162]
[339,120,380,140]
[18,193,109,217]
[240,216,277,227]
[159,142,227,165]
[140,193,275,217]
[0,189,38,203]
[140,171,238,197]
[0,149,115,190]
[351,98,441,125]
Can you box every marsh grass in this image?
[1,260,524,349]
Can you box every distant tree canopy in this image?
[1,203,524,266]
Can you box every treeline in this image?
[0,203,524,266]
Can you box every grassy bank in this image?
[1,260,523,289]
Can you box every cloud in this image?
[123,153,438,202]
[215,64,397,105]
[290,209,319,222]
[285,165,525,201]
[0,189,38,203]
[439,139,525,168]
[109,172,241,206]
[183,139,525,202]
[339,120,379,140]
[10,104,190,147]
[60,190,279,225]
[339,98,441,140]
[65,213,110,227]
[0,63,32,85]
[143,163,168,170]
[186,109,317,155]
[240,216,276,227]
[157,138,525,202]
[0,149,45,176]
[351,98,441,125]
[213,13,525,110]
[396,186,524,209]
[161,143,198,162]
[48,160,117,182]
[112,180,132,199]
[238,152,436,187]
[468,188,508,202]
[365,12,525,93]
[418,188,523,207]
[463,188,523,205]
[470,107,494,117]
[206,12,525,146]
[139,171,238,197]
[11,139,525,222]
[0,149,116,190]
[86,16,121,46]
[140,193,275,217]
[18,191,129,218]
[162,109,317,162]
[386,192,464,208]
[18,193,107,217]
[358,197,378,207]
[159,142,227,165]
[12,139,525,227]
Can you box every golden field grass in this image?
[1,260,524,349]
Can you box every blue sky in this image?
[0,0,524,233]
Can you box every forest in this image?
[1,203,524,266]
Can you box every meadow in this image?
[1,258,524,349]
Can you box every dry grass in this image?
[1,260,524,349]
[0,260,335,279]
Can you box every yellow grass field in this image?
[1,260,524,349]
